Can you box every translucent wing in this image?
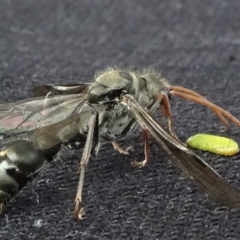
[32,108,98,150]
[0,84,90,134]
[123,95,240,207]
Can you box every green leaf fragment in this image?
[186,133,239,156]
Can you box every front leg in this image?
[74,113,97,220]
[131,129,150,168]
[112,141,134,155]
[158,92,178,140]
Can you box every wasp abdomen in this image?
[0,140,53,209]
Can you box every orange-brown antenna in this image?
[170,85,240,129]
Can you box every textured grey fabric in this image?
[0,1,240,239]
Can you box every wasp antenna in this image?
[215,111,230,129]
[170,85,208,100]
[170,90,240,128]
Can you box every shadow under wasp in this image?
[0,68,240,220]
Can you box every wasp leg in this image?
[74,113,97,220]
[158,92,179,140]
[112,141,134,155]
[131,129,150,168]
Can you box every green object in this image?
[186,134,239,156]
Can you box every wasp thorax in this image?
[88,70,134,104]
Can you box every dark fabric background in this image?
[0,1,240,239]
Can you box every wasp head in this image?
[88,68,171,107]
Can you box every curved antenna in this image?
[170,85,240,129]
